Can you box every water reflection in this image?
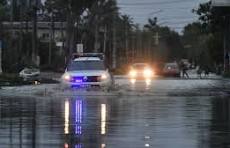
[65,100,70,134]
[209,98,230,147]
[145,79,151,86]
[101,104,107,135]
[64,98,108,148]
[101,143,106,148]
[75,100,83,135]
[0,96,230,148]
[129,78,153,90]
[64,143,69,148]
[75,144,82,148]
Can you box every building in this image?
[2,21,66,44]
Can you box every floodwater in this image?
[0,78,230,148]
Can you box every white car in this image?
[19,67,40,81]
[61,55,112,88]
[128,63,154,79]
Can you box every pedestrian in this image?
[181,62,189,78]
[204,67,210,77]
[197,67,202,79]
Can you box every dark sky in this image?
[117,0,209,33]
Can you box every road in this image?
[0,75,230,148]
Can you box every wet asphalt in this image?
[0,76,230,148]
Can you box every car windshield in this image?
[67,60,106,71]
[132,64,148,69]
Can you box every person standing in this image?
[180,62,189,78]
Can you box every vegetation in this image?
[0,0,229,74]
[181,2,230,73]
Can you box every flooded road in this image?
[0,78,230,148]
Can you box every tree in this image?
[144,17,158,32]
[182,22,207,63]
[121,15,133,63]
[0,0,8,74]
[85,0,118,52]
[193,2,226,33]
[44,0,96,58]
[191,2,230,66]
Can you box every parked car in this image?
[19,67,40,81]
[163,63,180,77]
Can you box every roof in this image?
[73,57,101,61]
[72,53,105,60]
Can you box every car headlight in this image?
[101,74,108,80]
[129,70,137,78]
[63,73,71,81]
[144,69,153,78]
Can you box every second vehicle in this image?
[128,63,154,79]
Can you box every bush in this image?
[0,73,24,86]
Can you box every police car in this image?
[61,53,113,88]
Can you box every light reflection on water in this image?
[64,100,70,134]
[0,96,230,148]
[101,104,107,135]
[75,100,83,135]
[129,78,153,90]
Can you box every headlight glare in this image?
[129,70,137,78]
[63,73,71,81]
[144,69,153,77]
[101,74,108,80]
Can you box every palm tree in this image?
[144,17,158,32]
[121,15,133,63]
[0,0,8,73]
[86,0,118,53]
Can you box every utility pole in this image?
[154,32,159,45]
[32,0,38,66]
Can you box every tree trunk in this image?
[94,18,99,53]
[48,13,54,66]
[0,22,2,74]
[66,11,75,60]
[112,19,117,69]
[103,25,107,54]
[125,25,128,63]
[0,43,2,74]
